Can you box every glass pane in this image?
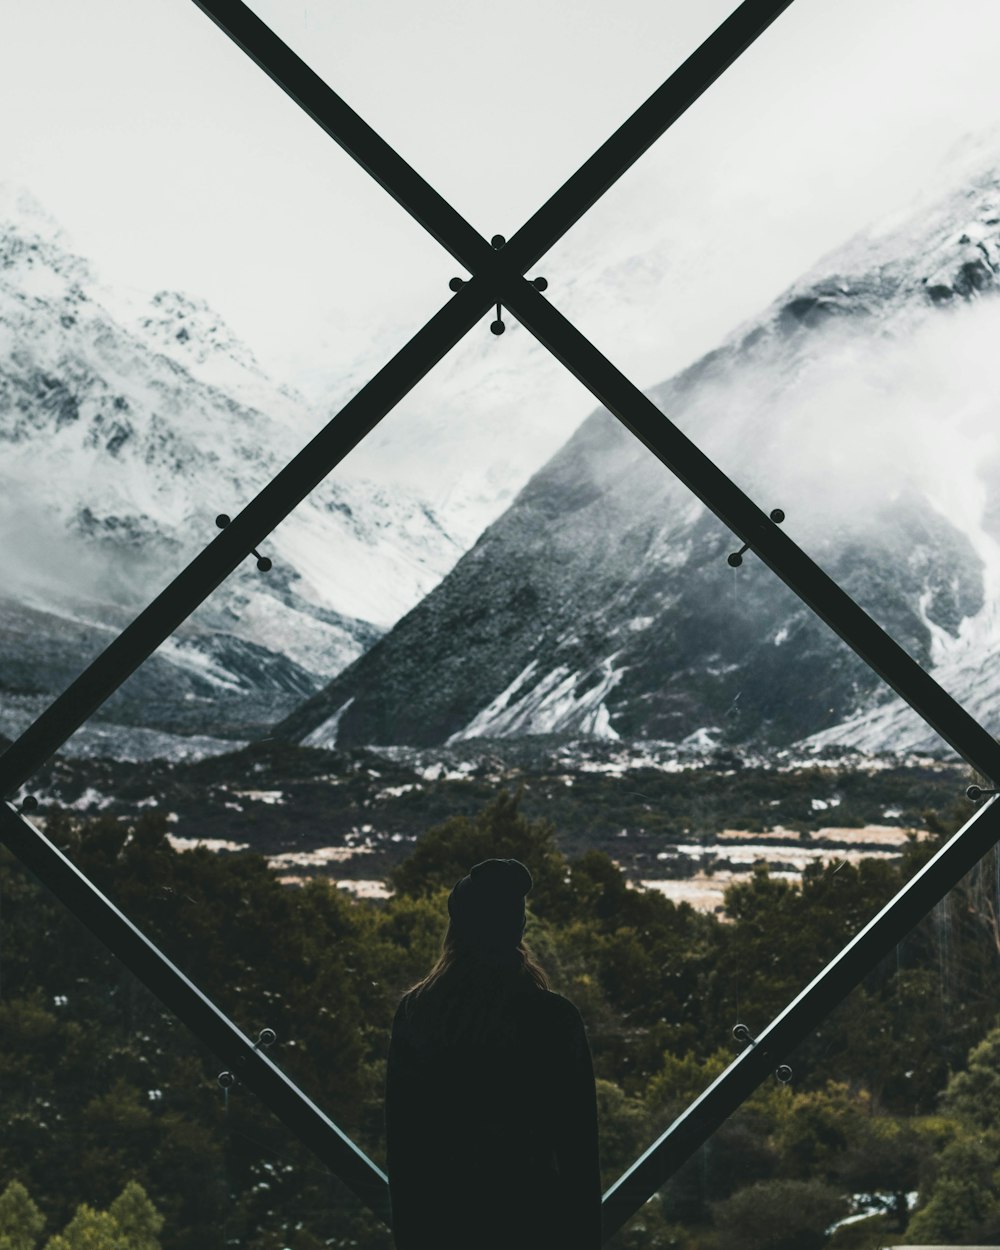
[246,0,736,238]
[543,0,1000,756]
[0,837,384,1249]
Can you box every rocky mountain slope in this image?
[274,158,1000,755]
[0,186,467,745]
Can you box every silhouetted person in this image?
[384,857,602,1249]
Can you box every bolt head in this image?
[727,552,743,567]
[256,556,273,573]
[968,784,984,801]
[490,320,505,335]
[216,514,231,529]
[448,277,464,292]
[21,795,38,813]
[532,276,548,291]
[770,508,785,523]
[490,234,506,249]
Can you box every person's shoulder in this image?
[526,987,585,1029]
[392,989,419,1029]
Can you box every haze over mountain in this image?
[275,152,1000,758]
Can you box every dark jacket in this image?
[384,970,602,1249]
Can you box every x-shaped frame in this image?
[3,0,1000,1240]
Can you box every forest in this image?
[1,787,999,1249]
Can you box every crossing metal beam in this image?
[4,0,997,1243]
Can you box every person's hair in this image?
[405,916,550,1003]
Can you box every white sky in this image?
[5,0,1000,397]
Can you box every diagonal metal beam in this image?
[501,277,1000,782]
[0,800,391,1223]
[599,795,1000,1237]
[0,281,494,799]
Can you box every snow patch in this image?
[267,845,374,868]
[232,789,286,805]
[447,658,624,743]
[302,697,355,749]
[167,835,250,853]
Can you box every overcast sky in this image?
[6,0,1000,397]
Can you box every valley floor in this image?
[7,735,971,914]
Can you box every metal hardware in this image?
[217,1027,277,1089]
[490,236,506,334]
[967,785,999,801]
[729,509,785,566]
[216,513,271,572]
[732,1023,793,1083]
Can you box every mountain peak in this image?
[139,288,266,375]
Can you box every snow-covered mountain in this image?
[274,153,1000,757]
[0,185,468,746]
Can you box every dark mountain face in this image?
[273,404,982,751]
[273,164,1000,754]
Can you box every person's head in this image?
[405,858,549,1001]
[448,857,530,952]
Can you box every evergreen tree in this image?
[0,1180,45,1250]
[107,1183,163,1250]
[43,1205,119,1250]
